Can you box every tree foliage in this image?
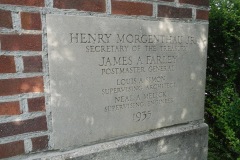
[206,0,240,159]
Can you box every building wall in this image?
[0,0,209,159]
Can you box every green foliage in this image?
[206,0,240,159]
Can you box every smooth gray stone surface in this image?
[46,15,208,149]
[24,122,208,160]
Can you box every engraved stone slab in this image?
[46,15,208,149]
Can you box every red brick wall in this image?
[0,0,209,158]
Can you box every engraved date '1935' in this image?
[133,111,152,122]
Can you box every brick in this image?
[112,0,152,16]
[0,34,42,51]
[0,141,24,159]
[0,77,44,96]
[28,97,45,112]
[0,0,44,7]
[21,12,41,30]
[158,5,192,18]
[0,101,21,115]
[23,56,43,73]
[179,0,209,7]
[0,10,12,28]
[196,10,209,20]
[54,0,106,13]
[0,56,16,73]
[0,116,47,138]
[32,135,48,151]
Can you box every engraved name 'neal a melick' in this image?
[47,15,208,149]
